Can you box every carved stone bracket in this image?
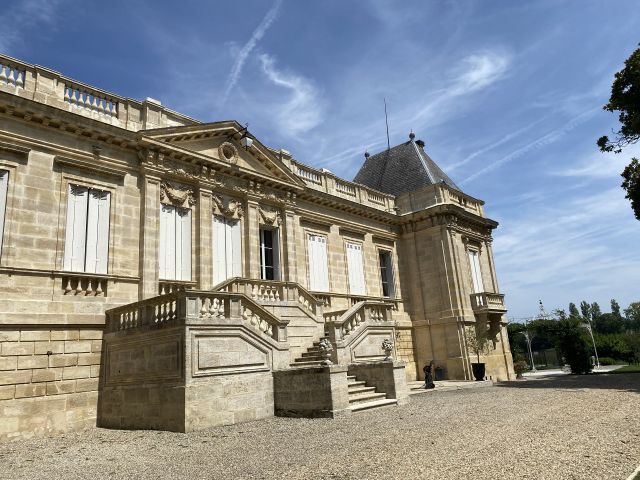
[233,180,297,206]
[212,194,244,219]
[258,205,282,226]
[160,181,196,208]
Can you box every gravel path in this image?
[1,373,639,480]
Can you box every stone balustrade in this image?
[105,290,289,342]
[470,292,507,313]
[0,53,196,131]
[61,274,108,297]
[159,280,197,295]
[324,301,393,343]
[291,160,396,213]
[394,181,485,216]
[215,277,322,318]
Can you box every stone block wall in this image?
[273,364,350,418]
[0,327,102,441]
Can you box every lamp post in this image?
[584,319,601,369]
[520,320,537,373]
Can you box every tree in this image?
[598,45,640,220]
[569,303,580,319]
[611,299,622,317]
[580,301,591,320]
[557,317,593,374]
[625,302,640,332]
[591,302,602,320]
[466,325,491,363]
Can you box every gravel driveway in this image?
[1,373,638,480]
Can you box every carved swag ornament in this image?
[160,181,196,208]
[258,205,281,226]
[212,195,244,219]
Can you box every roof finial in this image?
[409,130,415,141]
[364,150,370,158]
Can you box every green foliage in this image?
[514,361,529,376]
[580,301,591,320]
[597,357,618,366]
[593,313,625,335]
[557,317,593,374]
[598,45,640,220]
[569,302,580,318]
[591,302,602,320]
[465,325,491,363]
[611,299,622,317]
[625,302,640,332]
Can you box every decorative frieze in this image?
[160,181,196,208]
[258,205,281,226]
[233,180,296,206]
[212,194,244,219]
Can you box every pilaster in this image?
[198,190,213,290]
[246,199,260,278]
[140,175,160,299]
[282,209,297,282]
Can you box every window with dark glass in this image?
[260,228,280,280]
[379,250,394,298]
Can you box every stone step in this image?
[347,380,366,388]
[289,360,325,367]
[349,398,398,413]
[296,354,324,361]
[348,391,387,405]
[301,351,322,357]
[347,375,357,381]
[348,386,376,395]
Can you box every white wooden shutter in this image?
[160,205,176,280]
[308,234,329,291]
[230,219,242,277]
[272,228,280,281]
[85,189,110,274]
[346,242,366,295]
[468,250,484,293]
[63,185,88,272]
[212,215,227,284]
[177,208,191,281]
[0,170,9,254]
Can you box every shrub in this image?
[557,318,593,374]
[514,361,529,377]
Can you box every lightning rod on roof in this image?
[384,97,390,150]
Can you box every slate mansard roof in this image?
[353,136,460,196]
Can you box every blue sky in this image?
[2,0,639,318]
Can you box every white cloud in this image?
[0,0,61,53]
[220,0,282,105]
[259,53,325,135]
[459,107,599,185]
[451,51,511,95]
[551,143,640,179]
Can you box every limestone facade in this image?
[0,54,514,441]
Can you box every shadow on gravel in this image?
[496,373,640,394]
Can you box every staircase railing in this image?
[324,301,394,344]
[214,277,323,318]
[105,290,288,342]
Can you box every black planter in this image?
[471,363,485,381]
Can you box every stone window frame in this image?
[303,226,332,293]
[341,236,368,296]
[463,239,485,295]
[56,173,118,274]
[0,159,20,266]
[374,245,399,299]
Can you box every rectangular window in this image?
[379,250,395,298]
[0,170,8,255]
[212,215,241,284]
[260,228,280,281]
[307,233,329,291]
[63,184,111,274]
[467,249,484,293]
[346,242,366,295]
[159,204,192,281]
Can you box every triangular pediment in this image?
[139,121,305,188]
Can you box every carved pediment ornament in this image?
[258,205,282,226]
[160,181,196,208]
[212,195,244,219]
[218,142,239,165]
[138,148,215,181]
[233,180,296,206]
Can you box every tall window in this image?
[307,233,329,291]
[260,228,280,280]
[346,242,366,295]
[212,215,241,284]
[379,250,395,298]
[467,249,484,293]
[159,204,191,281]
[0,170,8,255]
[63,184,111,274]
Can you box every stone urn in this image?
[471,363,485,381]
[318,338,333,365]
[381,338,394,360]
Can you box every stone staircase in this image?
[347,374,397,412]
[290,337,328,367]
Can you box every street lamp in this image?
[519,320,537,373]
[584,319,601,369]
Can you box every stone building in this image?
[0,54,513,441]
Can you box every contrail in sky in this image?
[220,0,283,105]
